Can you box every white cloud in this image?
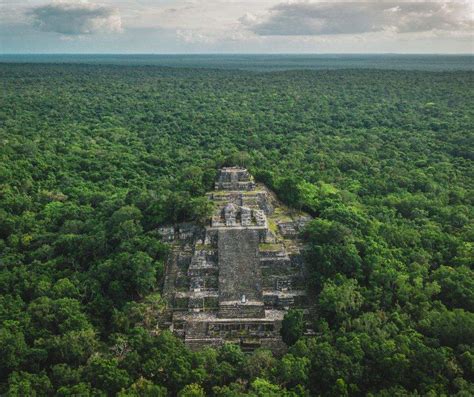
[1,1,472,53]
[30,1,122,35]
[242,1,473,36]
[176,29,218,44]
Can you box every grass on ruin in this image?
[259,243,283,252]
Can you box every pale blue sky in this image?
[1,1,473,54]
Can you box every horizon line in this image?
[1,52,473,56]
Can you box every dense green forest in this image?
[0,63,473,396]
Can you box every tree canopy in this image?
[0,63,472,396]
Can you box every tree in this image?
[118,377,167,397]
[84,356,131,395]
[108,205,143,243]
[0,321,27,376]
[432,266,474,311]
[189,197,214,225]
[302,219,362,289]
[281,309,305,346]
[318,275,363,325]
[213,343,246,384]
[56,383,101,397]
[178,383,206,397]
[245,348,277,380]
[248,378,295,397]
[419,308,474,348]
[88,251,159,307]
[139,331,194,394]
[6,371,52,397]
[276,177,303,209]
[279,353,310,388]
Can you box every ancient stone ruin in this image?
[160,167,312,351]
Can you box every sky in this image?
[1,0,473,54]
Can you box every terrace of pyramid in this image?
[160,167,312,352]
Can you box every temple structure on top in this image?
[160,167,312,352]
[214,167,256,191]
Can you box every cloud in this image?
[242,1,473,36]
[176,29,218,44]
[30,1,122,35]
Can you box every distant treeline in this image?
[1,54,473,71]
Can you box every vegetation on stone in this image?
[0,63,473,396]
[164,168,310,352]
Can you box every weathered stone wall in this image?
[217,228,264,318]
[218,303,265,318]
[163,167,312,352]
[215,167,255,191]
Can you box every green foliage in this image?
[118,377,167,397]
[248,378,294,397]
[279,353,310,387]
[244,348,277,380]
[178,383,206,397]
[84,356,131,395]
[432,266,474,311]
[6,371,52,397]
[0,63,472,396]
[318,275,364,325]
[281,309,305,346]
[419,307,474,348]
[0,321,27,375]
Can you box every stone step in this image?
[218,303,265,319]
[278,297,295,307]
[240,339,262,352]
[185,338,223,351]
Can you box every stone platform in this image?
[160,167,312,351]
